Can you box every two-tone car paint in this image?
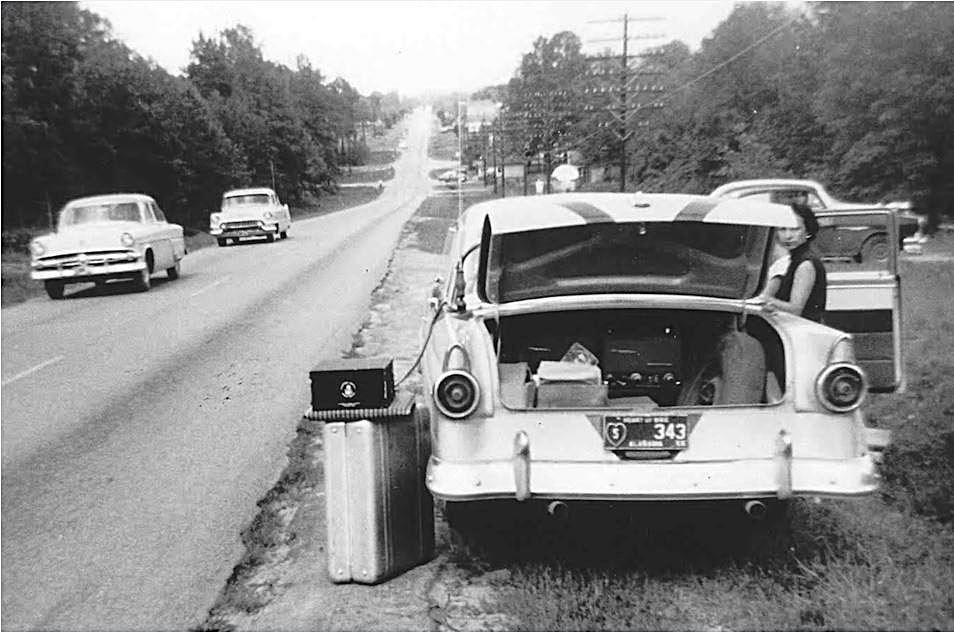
[420,193,901,510]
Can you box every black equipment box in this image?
[310,357,394,410]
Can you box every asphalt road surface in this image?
[1,107,433,631]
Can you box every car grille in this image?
[34,250,138,270]
[222,221,262,231]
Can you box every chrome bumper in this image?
[31,260,145,280]
[426,429,880,502]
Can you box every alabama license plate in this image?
[603,415,690,451]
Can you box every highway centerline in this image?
[190,276,230,298]
[2,355,65,387]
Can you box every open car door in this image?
[818,209,905,393]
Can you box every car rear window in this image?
[485,221,769,303]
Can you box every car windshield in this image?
[484,221,769,303]
[223,194,270,207]
[58,201,142,227]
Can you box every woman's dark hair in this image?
[791,203,820,240]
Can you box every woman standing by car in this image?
[756,203,827,322]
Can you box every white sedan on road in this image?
[30,193,186,299]
[210,187,291,246]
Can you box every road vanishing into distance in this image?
[1,107,432,631]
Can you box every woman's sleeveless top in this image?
[776,242,827,322]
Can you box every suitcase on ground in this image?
[311,393,434,584]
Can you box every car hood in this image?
[36,223,142,255]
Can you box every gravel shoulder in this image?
[197,199,505,631]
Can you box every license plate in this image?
[603,415,689,451]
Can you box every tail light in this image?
[433,370,480,419]
[816,363,867,412]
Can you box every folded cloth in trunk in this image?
[536,360,602,385]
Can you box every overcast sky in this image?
[82,0,739,96]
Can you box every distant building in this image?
[464,100,501,134]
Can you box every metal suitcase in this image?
[313,393,434,584]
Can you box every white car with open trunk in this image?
[420,192,902,525]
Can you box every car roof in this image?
[64,193,155,206]
[223,187,275,197]
[457,192,798,252]
[710,179,823,195]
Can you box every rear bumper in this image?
[426,452,880,502]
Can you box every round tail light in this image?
[816,363,867,412]
[433,370,480,419]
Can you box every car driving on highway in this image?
[30,193,186,299]
[210,187,291,246]
[420,192,902,526]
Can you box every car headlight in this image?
[210,213,221,227]
[120,232,135,247]
[263,210,274,220]
[433,370,480,419]
[30,239,46,257]
[816,363,867,412]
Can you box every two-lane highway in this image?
[1,106,433,631]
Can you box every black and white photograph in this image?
[2,0,952,630]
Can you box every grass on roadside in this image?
[338,165,395,185]
[429,126,461,162]
[467,243,954,631]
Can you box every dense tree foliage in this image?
[496,2,954,223]
[2,2,410,230]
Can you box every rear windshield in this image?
[223,194,270,207]
[59,202,142,227]
[485,222,769,303]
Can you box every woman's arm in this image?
[758,276,782,301]
[766,260,816,316]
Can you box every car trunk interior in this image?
[488,309,785,409]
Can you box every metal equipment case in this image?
[308,392,434,584]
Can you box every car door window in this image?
[139,202,156,222]
[151,202,167,223]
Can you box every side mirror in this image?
[452,266,467,312]
[429,277,444,313]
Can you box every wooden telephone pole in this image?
[587,15,666,192]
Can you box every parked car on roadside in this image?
[210,187,291,246]
[30,193,185,299]
[710,179,919,263]
[438,168,467,186]
[420,192,902,527]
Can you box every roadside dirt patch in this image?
[194,195,516,631]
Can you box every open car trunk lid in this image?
[470,193,798,303]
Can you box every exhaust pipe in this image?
[743,499,767,520]
[546,500,569,521]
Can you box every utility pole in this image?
[457,100,465,218]
[620,14,628,192]
[586,15,666,192]
[491,126,498,195]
